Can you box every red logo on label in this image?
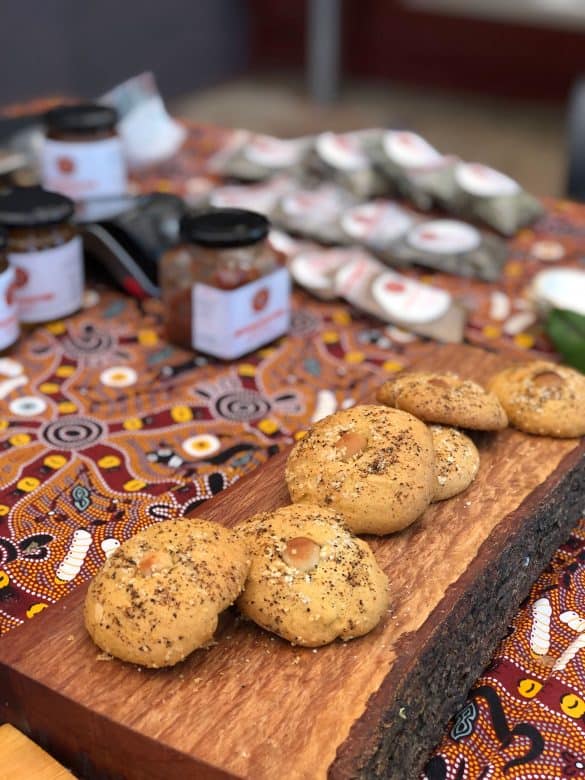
[252,288,270,312]
[57,156,75,175]
[5,267,27,306]
[384,281,406,294]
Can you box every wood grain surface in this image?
[1,344,584,780]
[0,724,72,779]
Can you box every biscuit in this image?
[236,504,389,646]
[285,404,435,535]
[377,371,507,431]
[84,519,250,668]
[429,425,480,501]
[488,361,585,438]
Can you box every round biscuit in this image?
[429,424,480,501]
[236,504,389,646]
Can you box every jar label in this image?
[455,162,520,197]
[371,271,452,324]
[0,268,19,350]
[316,132,368,171]
[41,137,127,200]
[383,131,443,169]
[407,220,480,254]
[10,236,84,323]
[341,202,414,246]
[192,268,291,360]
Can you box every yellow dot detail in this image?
[9,433,31,447]
[170,405,193,423]
[46,321,66,335]
[98,455,121,469]
[39,382,59,394]
[332,310,351,326]
[56,365,76,378]
[0,505,9,517]
[344,351,365,364]
[514,332,534,349]
[258,348,275,358]
[517,678,543,699]
[44,454,67,470]
[58,401,77,414]
[123,417,143,431]
[26,603,48,618]
[238,364,257,377]
[17,476,40,493]
[258,418,279,435]
[482,325,501,340]
[0,420,8,430]
[137,329,159,347]
[123,479,146,492]
[383,360,404,373]
[294,430,307,440]
[0,570,9,588]
[505,262,523,278]
[561,693,585,719]
[322,331,340,344]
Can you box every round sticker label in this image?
[383,131,443,169]
[245,135,302,168]
[316,132,368,171]
[455,162,520,197]
[291,250,350,291]
[372,271,451,324]
[407,220,480,254]
[341,202,414,246]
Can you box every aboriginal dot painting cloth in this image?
[0,120,585,778]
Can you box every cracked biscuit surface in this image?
[235,504,389,646]
[377,371,508,431]
[285,404,435,535]
[488,361,585,437]
[84,519,250,668]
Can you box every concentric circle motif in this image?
[100,366,138,388]
[9,396,47,417]
[182,434,221,459]
[290,310,320,336]
[41,416,104,450]
[63,325,114,358]
[214,392,270,422]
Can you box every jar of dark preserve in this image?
[0,228,20,352]
[160,208,290,359]
[41,103,127,201]
[0,187,84,325]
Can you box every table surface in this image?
[1,121,585,779]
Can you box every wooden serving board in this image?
[1,344,584,780]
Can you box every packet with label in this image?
[207,176,295,217]
[274,184,356,243]
[307,131,388,199]
[334,251,466,342]
[388,219,508,282]
[366,130,459,210]
[450,162,544,236]
[211,132,310,181]
[289,247,356,299]
[339,200,418,254]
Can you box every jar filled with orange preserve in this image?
[41,103,127,201]
[0,228,20,352]
[0,187,84,325]
[160,209,290,359]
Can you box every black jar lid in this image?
[45,103,118,134]
[180,208,269,248]
[0,187,75,228]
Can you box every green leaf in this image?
[546,308,585,373]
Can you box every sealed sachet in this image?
[340,200,417,256]
[307,131,388,199]
[208,176,294,217]
[450,162,544,236]
[388,218,508,281]
[210,132,310,181]
[289,247,356,299]
[367,130,459,210]
[273,184,356,243]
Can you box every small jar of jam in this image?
[0,187,84,325]
[0,228,20,352]
[160,208,290,359]
[41,103,127,201]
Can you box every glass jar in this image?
[160,208,291,359]
[41,103,127,201]
[0,187,84,325]
[0,228,20,352]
